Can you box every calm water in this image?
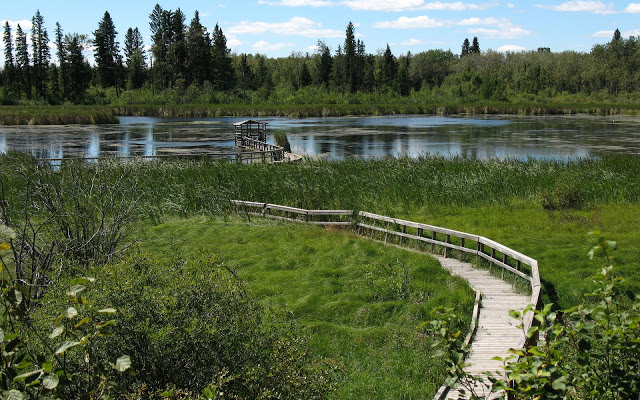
[1,114,640,160]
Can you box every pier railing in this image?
[231,199,542,350]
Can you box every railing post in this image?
[431,231,436,252]
[459,238,465,260]
[444,234,451,258]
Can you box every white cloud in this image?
[593,28,640,37]
[468,26,530,39]
[259,0,335,6]
[535,1,617,15]
[507,3,515,8]
[497,44,525,52]
[252,41,296,51]
[624,3,640,12]
[1,19,33,31]
[227,35,245,47]
[228,17,342,37]
[592,29,614,37]
[374,14,529,39]
[374,15,449,28]
[341,0,496,11]
[400,38,423,45]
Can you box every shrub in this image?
[32,252,333,399]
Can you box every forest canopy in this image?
[1,7,639,106]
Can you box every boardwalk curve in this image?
[231,201,542,399]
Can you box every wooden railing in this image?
[235,136,285,162]
[232,200,542,351]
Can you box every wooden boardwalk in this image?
[435,256,530,399]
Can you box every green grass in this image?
[405,200,640,308]
[137,217,474,399]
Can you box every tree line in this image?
[2,7,639,106]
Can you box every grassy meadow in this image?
[2,152,640,397]
[138,217,473,398]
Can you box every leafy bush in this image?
[32,252,333,399]
[541,175,584,210]
[0,227,131,400]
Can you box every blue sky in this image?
[2,1,640,64]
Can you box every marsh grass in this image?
[5,101,640,125]
[138,217,475,399]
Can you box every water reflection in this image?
[0,115,638,161]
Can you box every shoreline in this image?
[3,102,640,125]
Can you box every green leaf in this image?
[97,308,117,314]
[54,340,81,355]
[42,374,59,390]
[13,369,42,382]
[0,243,10,251]
[49,326,64,339]
[114,355,131,372]
[0,327,4,342]
[42,361,53,374]
[2,389,24,400]
[605,240,617,250]
[74,316,90,329]
[66,285,86,297]
[64,307,77,319]
[69,277,95,286]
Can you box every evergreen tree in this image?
[255,54,273,99]
[186,11,212,85]
[124,28,146,89]
[299,62,312,87]
[461,38,470,57]
[380,44,397,88]
[613,28,622,41]
[149,4,173,88]
[168,8,187,87]
[93,11,122,91]
[3,21,16,97]
[344,22,357,92]
[397,54,411,96]
[55,22,67,99]
[470,37,480,54]
[15,24,31,99]
[65,33,91,102]
[238,53,254,95]
[31,10,50,99]
[355,39,366,91]
[333,45,345,92]
[211,24,234,91]
[315,40,332,89]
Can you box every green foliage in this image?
[541,173,584,210]
[33,252,333,398]
[0,267,131,399]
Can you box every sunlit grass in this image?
[138,217,474,399]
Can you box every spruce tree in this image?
[344,22,357,92]
[315,40,332,89]
[470,37,480,54]
[124,28,146,89]
[168,8,187,87]
[3,21,15,96]
[461,38,470,57]
[31,10,50,99]
[65,33,91,102]
[211,23,234,91]
[187,11,212,86]
[380,44,397,88]
[55,22,67,99]
[15,24,31,99]
[93,11,121,90]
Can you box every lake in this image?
[1,114,639,160]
